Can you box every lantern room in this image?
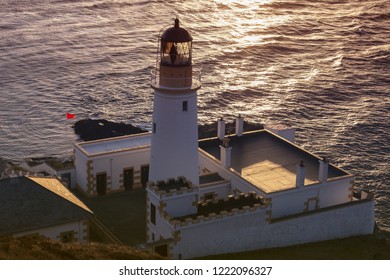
[160,18,192,66]
[151,18,201,90]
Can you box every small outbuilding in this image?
[0,176,93,242]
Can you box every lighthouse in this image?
[149,18,201,186]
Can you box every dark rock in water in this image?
[74,119,264,141]
[74,119,147,141]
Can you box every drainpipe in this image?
[110,158,113,189]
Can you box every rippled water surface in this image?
[0,0,389,229]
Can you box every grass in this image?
[0,235,160,260]
[199,231,390,260]
[2,229,388,260]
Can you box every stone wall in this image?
[171,199,374,259]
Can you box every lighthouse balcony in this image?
[151,68,201,92]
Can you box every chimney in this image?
[217,117,225,140]
[318,157,329,182]
[220,138,232,168]
[296,160,305,188]
[235,114,244,137]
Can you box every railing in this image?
[89,217,123,245]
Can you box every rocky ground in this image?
[0,235,161,260]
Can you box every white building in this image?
[73,19,375,258]
[74,133,151,196]
[18,158,75,188]
[147,127,374,258]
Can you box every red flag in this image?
[66,113,76,119]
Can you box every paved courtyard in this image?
[75,189,147,246]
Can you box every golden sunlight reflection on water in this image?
[1,0,389,229]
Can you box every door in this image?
[123,168,134,191]
[141,165,149,188]
[308,199,317,211]
[96,173,107,196]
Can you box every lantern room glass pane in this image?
[161,41,192,66]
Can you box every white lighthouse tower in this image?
[149,18,201,186]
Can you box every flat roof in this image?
[199,130,349,193]
[76,133,151,156]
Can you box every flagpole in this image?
[66,114,70,160]
[65,113,76,160]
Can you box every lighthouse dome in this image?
[161,18,192,43]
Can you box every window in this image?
[150,203,156,225]
[182,101,188,112]
[60,230,75,243]
[153,122,156,134]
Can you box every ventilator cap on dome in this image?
[161,18,192,43]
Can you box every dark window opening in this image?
[151,203,156,225]
[182,101,188,112]
[153,122,156,134]
[60,231,75,243]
